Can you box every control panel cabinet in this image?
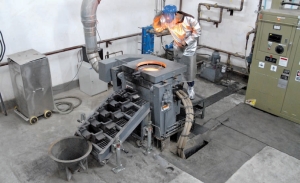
[246,9,300,124]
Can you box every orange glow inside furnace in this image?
[142,67,160,72]
[136,61,166,72]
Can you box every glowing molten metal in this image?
[136,61,166,72]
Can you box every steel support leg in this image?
[112,138,125,173]
[143,121,152,155]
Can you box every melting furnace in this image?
[76,54,189,162]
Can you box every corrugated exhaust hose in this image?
[176,90,194,159]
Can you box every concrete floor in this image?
[161,79,300,183]
[226,146,300,183]
[0,86,203,183]
[0,76,299,183]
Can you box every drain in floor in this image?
[184,140,209,159]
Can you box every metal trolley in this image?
[8,49,54,124]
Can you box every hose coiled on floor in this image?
[176,90,194,159]
[53,96,82,115]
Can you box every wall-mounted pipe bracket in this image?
[228,9,234,16]
[106,41,112,48]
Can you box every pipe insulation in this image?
[176,90,194,159]
[81,0,101,73]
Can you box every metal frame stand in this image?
[143,121,153,155]
[0,92,7,116]
[14,108,29,121]
[112,137,125,173]
[77,113,86,123]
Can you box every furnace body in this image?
[77,54,189,162]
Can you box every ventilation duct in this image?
[81,0,101,72]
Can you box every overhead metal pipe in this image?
[198,0,244,14]
[0,33,141,67]
[249,0,263,55]
[198,0,244,27]
[281,1,300,7]
[81,0,101,73]
[105,50,124,59]
[198,45,245,59]
[179,0,183,11]
[246,29,256,50]
[0,62,8,67]
[155,0,158,14]
[198,7,224,28]
[44,33,141,56]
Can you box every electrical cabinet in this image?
[246,9,300,124]
[78,61,108,96]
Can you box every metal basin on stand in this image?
[48,136,92,181]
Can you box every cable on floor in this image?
[53,96,82,115]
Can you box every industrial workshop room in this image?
[0,0,300,182]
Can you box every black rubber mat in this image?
[202,82,246,108]
[191,123,209,135]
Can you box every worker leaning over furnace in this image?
[153,5,201,100]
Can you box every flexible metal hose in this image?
[176,90,194,159]
[53,96,82,115]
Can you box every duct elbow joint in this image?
[87,52,100,72]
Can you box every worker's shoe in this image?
[187,86,195,100]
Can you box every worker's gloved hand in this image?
[161,29,170,34]
[150,28,169,35]
[177,41,187,47]
[181,41,187,47]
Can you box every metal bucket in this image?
[48,136,92,181]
